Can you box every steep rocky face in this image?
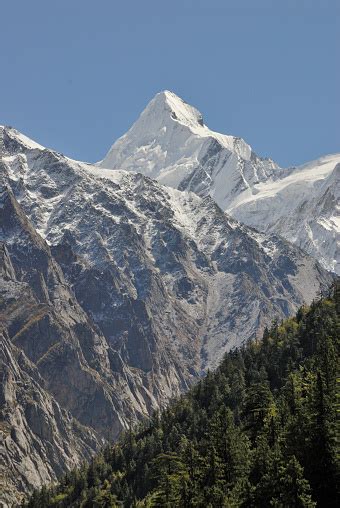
[0,124,333,504]
[0,189,145,438]
[0,332,99,506]
[1,126,332,371]
[0,190,160,504]
[98,91,340,274]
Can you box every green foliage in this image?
[24,283,340,507]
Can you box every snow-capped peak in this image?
[99,90,255,187]
[151,91,252,157]
[97,92,339,274]
[150,90,205,128]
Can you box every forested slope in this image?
[25,284,340,507]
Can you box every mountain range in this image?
[0,91,337,504]
[100,91,339,274]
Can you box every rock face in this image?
[0,332,99,506]
[0,122,333,504]
[99,91,340,274]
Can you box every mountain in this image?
[0,120,333,503]
[24,286,340,507]
[99,90,340,274]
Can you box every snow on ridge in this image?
[2,91,338,274]
[158,90,204,128]
[147,91,254,158]
[228,153,340,212]
[1,125,45,151]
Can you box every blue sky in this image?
[1,0,339,167]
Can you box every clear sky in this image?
[1,0,339,167]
